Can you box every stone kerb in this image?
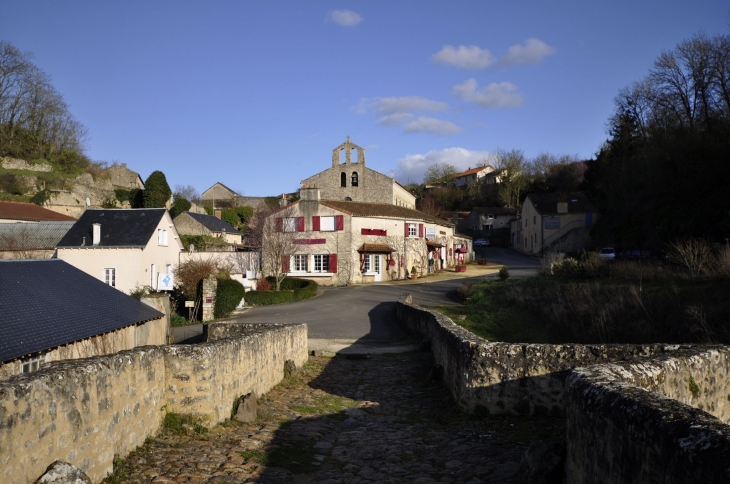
[565,347,730,483]
[396,294,671,416]
[0,347,166,484]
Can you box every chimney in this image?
[279,192,289,207]
[92,223,101,245]
[214,210,221,219]
[299,184,320,212]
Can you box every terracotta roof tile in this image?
[357,243,396,253]
[455,166,494,178]
[319,200,452,225]
[0,202,77,222]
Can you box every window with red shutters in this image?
[419,224,424,238]
[275,217,283,232]
[312,216,320,231]
[335,215,344,231]
[404,223,409,237]
[329,253,338,273]
[297,217,305,232]
[282,255,290,273]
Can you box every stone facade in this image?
[0,323,307,484]
[102,163,144,189]
[301,137,416,209]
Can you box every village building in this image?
[0,200,77,223]
[512,192,597,255]
[0,259,167,378]
[56,208,183,294]
[265,187,471,286]
[0,221,74,259]
[201,182,270,210]
[102,163,145,190]
[453,165,496,187]
[301,137,416,209]
[173,211,243,245]
[465,207,518,242]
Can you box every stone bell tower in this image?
[331,136,365,167]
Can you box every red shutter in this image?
[297,217,305,232]
[419,224,424,238]
[275,217,283,232]
[405,222,409,237]
[335,215,344,231]
[329,253,338,273]
[282,255,289,273]
[312,216,320,231]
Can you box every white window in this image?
[373,254,380,273]
[314,254,329,272]
[320,216,335,231]
[103,268,116,287]
[408,223,418,237]
[166,264,173,274]
[362,255,370,273]
[293,254,308,272]
[157,228,168,246]
[22,353,47,373]
[283,218,297,232]
[362,254,380,273]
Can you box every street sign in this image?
[185,301,194,308]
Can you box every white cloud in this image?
[355,96,461,135]
[391,147,492,183]
[432,45,496,69]
[403,117,462,135]
[499,38,555,66]
[453,79,524,108]
[432,38,555,70]
[327,10,362,26]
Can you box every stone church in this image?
[301,137,416,208]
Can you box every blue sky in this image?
[1,1,728,196]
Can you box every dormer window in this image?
[351,172,358,187]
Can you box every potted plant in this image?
[410,266,418,279]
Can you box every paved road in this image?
[172,248,539,344]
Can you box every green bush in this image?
[498,266,510,281]
[170,197,191,218]
[246,279,318,305]
[31,188,51,206]
[203,205,213,215]
[214,278,246,319]
[142,170,172,208]
[221,208,240,228]
[235,205,254,223]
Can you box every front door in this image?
[373,254,382,282]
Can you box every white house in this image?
[56,209,183,294]
[453,166,496,187]
[265,187,471,286]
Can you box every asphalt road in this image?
[172,247,539,344]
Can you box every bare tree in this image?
[257,205,298,291]
[494,149,529,208]
[173,184,201,204]
[423,162,459,185]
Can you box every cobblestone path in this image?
[107,352,564,484]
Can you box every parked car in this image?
[474,238,490,247]
[620,248,669,262]
[598,247,616,261]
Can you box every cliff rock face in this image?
[0,157,54,172]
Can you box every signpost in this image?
[185,300,194,321]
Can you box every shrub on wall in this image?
[246,279,318,305]
[214,278,245,318]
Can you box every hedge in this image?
[214,278,246,318]
[246,278,318,305]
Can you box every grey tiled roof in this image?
[0,259,164,363]
[57,209,167,247]
[526,192,596,215]
[183,212,241,235]
[0,221,75,250]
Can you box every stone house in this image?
[103,163,145,189]
[301,137,416,209]
[56,209,183,294]
[174,211,243,245]
[453,165,496,187]
[512,192,597,255]
[0,259,167,378]
[201,182,270,210]
[0,200,77,223]
[466,207,518,238]
[265,187,471,286]
[0,221,74,259]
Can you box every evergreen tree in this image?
[143,171,172,208]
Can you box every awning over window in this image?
[426,241,444,249]
[455,247,469,253]
[357,243,395,254]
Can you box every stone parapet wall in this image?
[0,323,308,483]
[566,347,730,483]
[0,348,166,484]
[396,294,670,415]
[164,323,308,423]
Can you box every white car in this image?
[599,247,615,261]
[474,238,490,247]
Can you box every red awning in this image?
[357,243,395,254]
[455,247,468,253]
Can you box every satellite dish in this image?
[85,197,91,206]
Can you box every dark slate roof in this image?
[526,192,596,215]
[0,201,77,222]
[182,212,242,235]
[0,221,75,250]
[471,207,518,217]
[56,208,167,247]
[0,259,164,363]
